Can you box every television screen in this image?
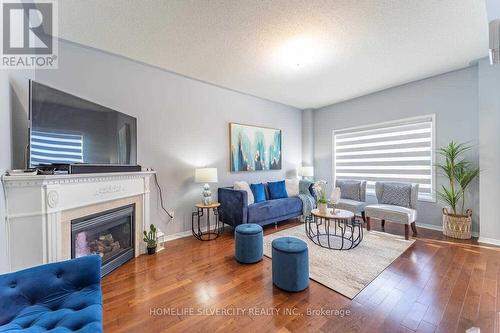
[29,81,137,167]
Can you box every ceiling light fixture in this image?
[273,35,326,70]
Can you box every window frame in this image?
[332,114,436,202]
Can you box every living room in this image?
[1,1,499,332]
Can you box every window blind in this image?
[30,131,84,166]
[333,116,435,200]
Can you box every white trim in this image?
[477,237,500,246]
[163,230,192,242]
[335,127,431,143]
[332,114,434,135]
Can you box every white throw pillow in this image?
[233,181,254,205]
[285,178,300,197]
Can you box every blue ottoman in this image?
[235,223,263,263]
[0,255,103,332]
[272,237,309,292]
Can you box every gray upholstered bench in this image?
[365,182,418,240]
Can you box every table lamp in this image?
[195,168,218,205]
[298,166,314,180]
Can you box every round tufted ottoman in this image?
[234,223,263,263]
[272,237,309,292]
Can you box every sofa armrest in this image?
[360,181,367,202]
[218,187,248,227]
[410,183,419,209]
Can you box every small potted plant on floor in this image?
[143,224,158,255]
[313,180,328,214]
[436,141,480,239]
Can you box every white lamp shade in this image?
[195,168,218,183]
[298,166,314,177]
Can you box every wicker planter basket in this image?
[442,208,472,239]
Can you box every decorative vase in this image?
[442,208,472,239]
[318,202,328,214]
[202,184,212,205]
[147,246,157,255]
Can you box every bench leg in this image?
[366,216,371,231]
[411,221,417,236]
[361,211,366,223]
[381,219,385,228]
[404,224,409,240]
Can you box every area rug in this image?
[263,225,415,299]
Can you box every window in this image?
[30,131,84,166]
[333,115,435,201]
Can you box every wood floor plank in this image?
[101,219,500,332]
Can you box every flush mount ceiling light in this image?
[273,35,327,70]
[490,19,500,64]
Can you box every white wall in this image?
[313,67,480,231]
[24,40,301,236]
[478,58,500,244]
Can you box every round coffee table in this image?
[305,208,363,250]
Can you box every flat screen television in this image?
[29,81,137,168]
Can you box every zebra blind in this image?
[30,130,84,166]
[333,116,435,201]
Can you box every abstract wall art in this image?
[230,123,282,172]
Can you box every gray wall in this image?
[301,109,314,166]
[478,58,500,243]
[0,69,33,273]
[313,67,480,231]
[0,71,9,273]
[28,41,302,236]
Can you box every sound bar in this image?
[69,164,142,174]
[43,164,143,174]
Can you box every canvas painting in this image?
[230,123,282,172]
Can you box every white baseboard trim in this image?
[477,237,500,246]
[162,230,192,243]
[161,223,489,243]
[416,222,479,238]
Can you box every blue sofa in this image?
[0,255,103,333]
[218,183,313,228]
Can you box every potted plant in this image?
[313,180,328,214]
[436,141,480,239]
[143,224,158,255]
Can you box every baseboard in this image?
[162,230,192,243]
[415,222,479,238]
[161,222,487,243]
[477,237,500,247]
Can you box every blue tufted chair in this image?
[0,255,103,333]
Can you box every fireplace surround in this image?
[2,171,154,272]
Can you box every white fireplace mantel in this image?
[2,171,155,272]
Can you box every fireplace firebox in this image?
[71,204,135,276]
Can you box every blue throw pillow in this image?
[250,183,267,203]
[267,180,288,200]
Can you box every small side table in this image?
[192,203,223,241]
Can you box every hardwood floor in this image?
[102,220,500,333]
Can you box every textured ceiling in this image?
[57,0,489,109]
